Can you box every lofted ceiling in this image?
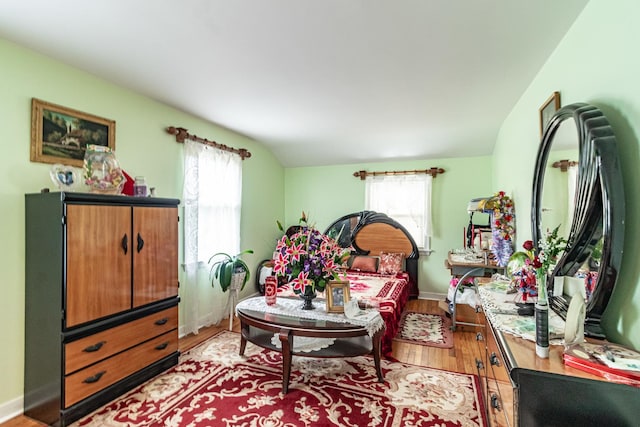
[0,0,588,167]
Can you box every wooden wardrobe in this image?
[24,192,180,426]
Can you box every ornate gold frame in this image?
[538,91,561,137]
[31,98,115,167]
[326,280,350,313]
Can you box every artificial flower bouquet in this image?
[273,212,351,295]
[509,225,567,302]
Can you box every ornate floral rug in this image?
[73,331,484,427]
[394,311,454,349]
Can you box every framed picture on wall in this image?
[31,98,115,167]
[539,91,561,137]
[326,280,350,313]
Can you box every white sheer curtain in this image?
[182,139,242,335]
[364,174,432,250]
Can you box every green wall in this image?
[3,0,640,418]
[0,37,284,415]
[493,0,640,349]
[284,157,493,298]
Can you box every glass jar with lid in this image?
[133,176,147,197]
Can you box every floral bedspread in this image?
[277,270,410,357]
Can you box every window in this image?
[182,140,242,334]
[365,174,432,251]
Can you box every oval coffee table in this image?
[237,298,384,394]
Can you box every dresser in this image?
[476,284,639,426]
[24,192,180,426]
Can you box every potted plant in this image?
[208,249,254,292]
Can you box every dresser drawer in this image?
[65,307,178,375]
[64,330,178,407]
[485,324,511,383]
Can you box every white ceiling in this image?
[0,0,588,167]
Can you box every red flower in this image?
[523,240,534,251]
[532,256,543,269]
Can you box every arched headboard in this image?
[325,211,419,298]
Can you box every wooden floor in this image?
[4,299,508,427]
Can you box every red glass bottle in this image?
[265,276,277,306]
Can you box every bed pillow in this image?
[378,252,405,275]
[350,255,379,273]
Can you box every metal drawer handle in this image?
[490,352,500,366]
[155,317,169,326]
[490,394,501,410]
[476,332,483,341]
[155,342,169,350]
[475,358,484,370]
[121,234,128,254]
[83,341,106,353]
[83,371,106,384]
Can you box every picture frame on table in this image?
[31,98,115,167]
[539,91,561,137]
[326,280,351,313]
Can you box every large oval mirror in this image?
[539,117,578,250]
[532,103,624,338]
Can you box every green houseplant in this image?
[208,249,254,292]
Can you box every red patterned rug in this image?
[73,331,485,426]
[394,312,454,349]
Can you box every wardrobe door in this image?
[65,204,132,328]
[132,206,179,307]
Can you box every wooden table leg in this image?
[239,322,249,356]
[372,328,384,382]
[278,329,293,393]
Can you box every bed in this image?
[276,211,419,357]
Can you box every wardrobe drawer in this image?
[65,307,178,374]
[64,330,178,408]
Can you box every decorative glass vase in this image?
[535,272,549,358]
[83,144,125,194]
[299,285,317,310]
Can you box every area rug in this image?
[72,331,485,427]
[394,311,454,349]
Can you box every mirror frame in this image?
[532,103,625,338]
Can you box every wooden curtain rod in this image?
[552,159,577,172]
[353,167,445,180]
[166,126,252,160]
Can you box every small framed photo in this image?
[31,98,115,167]
[539,91,561,137]
[326,280,350,313]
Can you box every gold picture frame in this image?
[31,98,115,167]
[326,280,350,313]
[539,91,561,137]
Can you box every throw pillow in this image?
[379,252,405,275]
[350,255,379,273]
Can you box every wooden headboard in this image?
[325,211,419,298]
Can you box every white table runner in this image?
[236,296,385,337]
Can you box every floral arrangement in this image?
[486,190,515,266]
[273,212,351,295]
[487,191,514,240]
[510,225,567,301]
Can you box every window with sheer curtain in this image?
[182,140,242,335]
[365,174,432,251]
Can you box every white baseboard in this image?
[418,291,446,300]
[0,395,23,424]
